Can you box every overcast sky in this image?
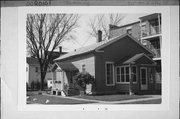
[59,13,149,52]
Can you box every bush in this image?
[73,71,95,91]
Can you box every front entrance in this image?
[140,67,148,90]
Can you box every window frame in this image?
[35,67,38,72]
[115,65,137,84]
[132,66,137,83]
[105,62,115,86]
[126,28,132,35]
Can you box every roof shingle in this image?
[54,34,154,61]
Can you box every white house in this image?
[26,57,55,89]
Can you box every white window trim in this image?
[105,62,115,86]
[115,65,137,84]
[116,65,129,84]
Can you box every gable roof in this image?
[115,53,156,65]
[122,53,155,64]
[54,34,154,61]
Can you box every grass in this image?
[72,94,153,102]
[120,99,162,104]
[27,91,161,104]
[27,92,95,104]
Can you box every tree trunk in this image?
[40,71,46,91]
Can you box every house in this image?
[109,13,162,93]
[109,21,141,41]
[26,47,67,90]
[51,31,158,96]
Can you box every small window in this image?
[81,64,86,72]
[132,66,137,82]
[35,67,38,72]
[127,28,132,35]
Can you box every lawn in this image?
[27,91,161,104]
[120,99,162,104]
[72,94,153,102]
[27,93,96,104]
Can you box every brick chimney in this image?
[59,46,62,53]
[97,30,102,43]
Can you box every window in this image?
[35,67,38,72]
[132,66,137,82]
[81,64,86,72]
[116,67,120,82]
[106,62,114,86]
[120,66,129,83]
[116,66,137,83]
[127,28,132,35]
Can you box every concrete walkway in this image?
[43,94,161,104]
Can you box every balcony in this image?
[146,45,161,58]
[142,25,161,37]
[151,48,161,58]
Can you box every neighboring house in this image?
[109,21,141,41]
[26,47,67,90]
[52,32,158,96]
[26,57,41,89]
[109,13,162,92]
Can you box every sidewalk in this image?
[43,94,161,104]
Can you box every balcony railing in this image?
[151,48,161,58]
[142,25,161,37]
[146,45,161,58]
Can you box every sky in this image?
[59,13,149,53]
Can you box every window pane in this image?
[106,63,114,85]
[132,67,137,82]
[121,67,124,74]
[121,75,125,82]
[132,67,136,73]
[126,74,129,82]
[133,74,136,82]
[116,67,120,74]
[117,75,120,82]
[126,67,129,74]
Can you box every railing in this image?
[142,25,161,37]
[155,72,161,83]
[151,48,161,58]
[146,45,161,58]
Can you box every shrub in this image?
[73,71,95,91]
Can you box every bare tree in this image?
[87,14,125,41]
[26,14,79,90]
